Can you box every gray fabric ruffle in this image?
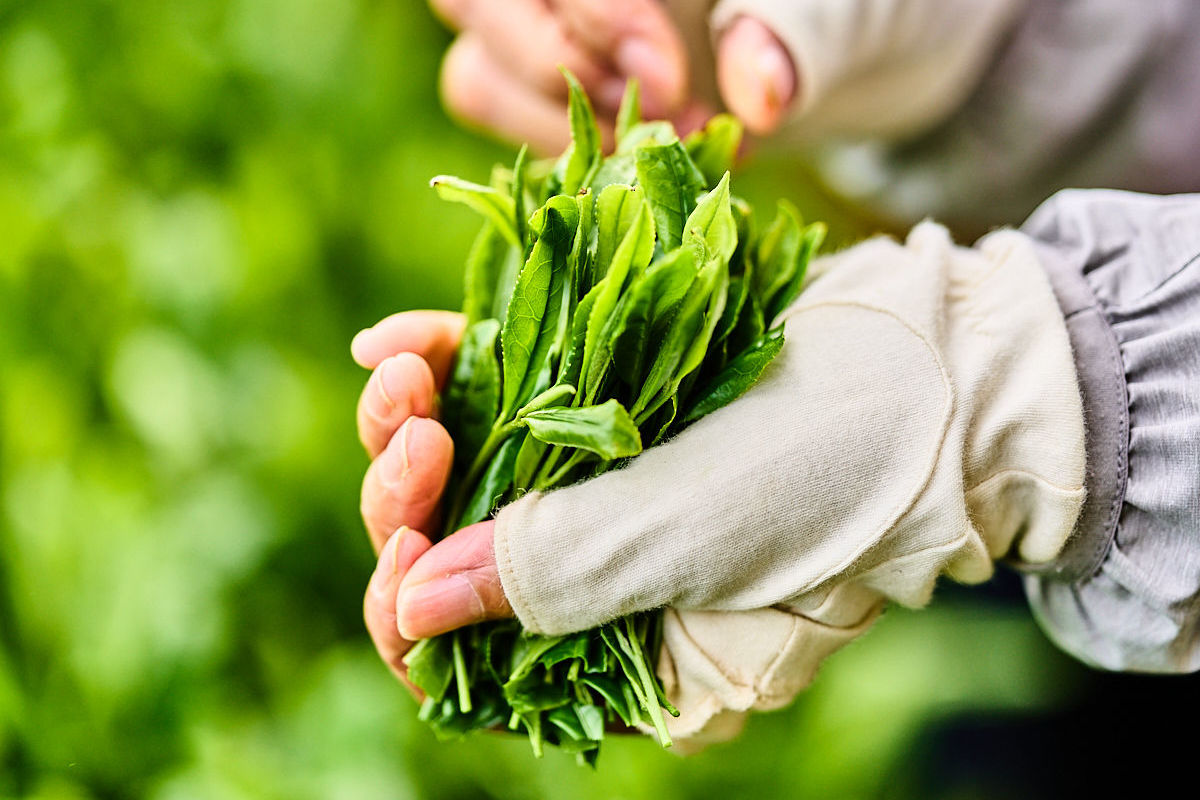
[1020,189,1200,673]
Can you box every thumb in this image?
[716,15,797,135]
[395,520,513,640]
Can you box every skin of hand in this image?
[427,0,797,153]
[354,311,516,693]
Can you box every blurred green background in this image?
[1,1,1191,798]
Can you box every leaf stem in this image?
[621,617,672,747]
[534,450,587,490]
[453,630,472,713]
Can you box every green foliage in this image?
[405,75,825,763]
[0,1,1089,796]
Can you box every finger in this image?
[357,352,438,459]
[395,520,513,640]
[457,0,619,102]
[441,34,615,156]
[716,16,797,135]
[550,0,688,118]
[361,417,454,552]
[428,0,468,30]
[364,526,434,692]
[351,310,466,388]
[671,100,718,141]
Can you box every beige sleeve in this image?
[705,0,1028,140]
[493,222,1085,740]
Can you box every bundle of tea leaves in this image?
[401,71,824,765]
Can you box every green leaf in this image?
[548,706,590,741]
[580,676,632,726]
[610,246,696,388]
[512,432,548,491]
[443,319,501,467]
[581,195,655,400]
[501,198,577,418]
[615,121,677,154]
[556,283,598,393]
[614,79,641,144]
[570,188,596,295]
[404,636,456,703]
[713,273,750,346]
[683,172,736,268]
[558,68,602,195]
[589,153,636,193]
[521,400,642,460]
[509,633,569,682]
[682,327,784,423]
[575,704,606,742]
[512,144,530,248]
[634,141,706,252]
[752,199,804,318]
[765,222,825,324]
[593,184,645,283]
[516,384,576,418]
[632,255,728,420]
[461,224,510,325]
[674,258,730,384]
[456,431,522,527]
[684,113,744,187]
[536,634,590,669]
[431,175,520,247]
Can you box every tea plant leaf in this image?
[443,318,501,465]
[501,198,577,417]
[614,79,641,144]
[559,68,602,195]
[634,141,706,252]
[683,172,736,268]
[682,327,785,423]
[457,431,523,526]
[684,113,743,187]
[766,222,826,325]
[461,224,510,325]
[431,175,520,247]
[522,400,642,460]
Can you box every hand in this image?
[354,311,515,693]
[428,0,798,153]
[479,224,1085,739]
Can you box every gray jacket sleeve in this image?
[1016,189,1200,673]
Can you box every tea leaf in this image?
[682,327,785,423]
[634,141,706,251]
[501,198,577,417]
[684,113,744,187]
[431,175,520,247]
[522,400,642,460]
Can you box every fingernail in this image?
[756,43,796,115]
[397,416,414,475]
[375,357,398,411]
[370,529,404,599]
[351,328,374,365]
[616,38,678,117]
[397,575,483,639]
